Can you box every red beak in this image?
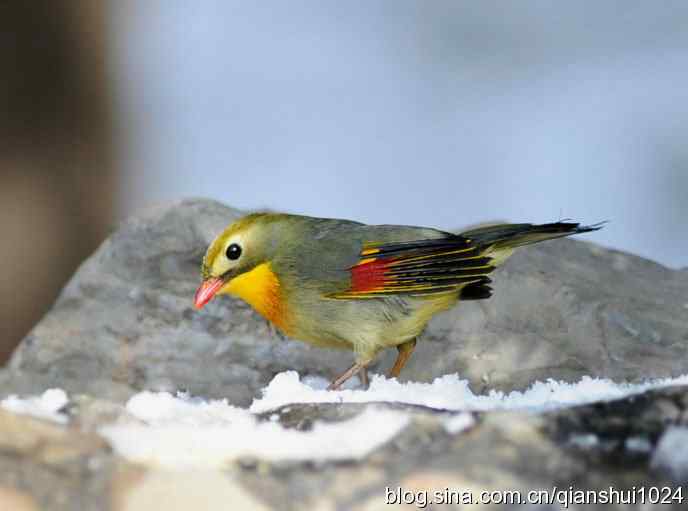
[194,277,225,309]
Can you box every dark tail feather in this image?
[460,221,605,250]
[459,280,493,300]
[455,220,604,302]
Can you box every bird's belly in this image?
[288,292,459,359]
[382,293,458,344]
[293,334,352,350]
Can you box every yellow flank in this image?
[219,262,291,334]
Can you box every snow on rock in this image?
[4,372,688,470]
[99,391,409,469]
[249,371,688,414]
[1,388,69,424]
[651,427,688,483]
[97,372,688,469]
[442,412,475,435]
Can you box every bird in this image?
[194,213,603,390]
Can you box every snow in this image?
[99,391,408,469]
[568,433,600,449]
[95,372,688,468]
[625,436,652,454]
[3,372,688,470]
[651,427,688,481]
[1,388,69,424]
[249,371,688,414]
[442,412,475,435]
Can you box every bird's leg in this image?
[389,338,417,378]
[359,367,369,388]
[327,361,370,390]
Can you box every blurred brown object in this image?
[0,3,115,363]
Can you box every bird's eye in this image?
[225,243,242,260]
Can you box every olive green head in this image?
[200,212,281,281]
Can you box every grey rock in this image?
[0,368,135,404]
[0,406,115,511]
[9,198,688,405]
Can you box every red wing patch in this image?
[350,257,389,292]
[328,236,496,299]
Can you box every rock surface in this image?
[9,198,688,405]
[2,198,688,510]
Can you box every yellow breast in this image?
[219,262,291,334]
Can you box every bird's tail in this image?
[460,221,605,266]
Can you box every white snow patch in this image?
[568,433,599,449]
[442,413,475,435]
[99,391,408,469]
[651,427,688,481]
[1,388,69,424]
[249,371,688,414]
[97,372,688,469]
[625,436,652,454]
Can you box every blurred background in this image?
[1,1,687,362]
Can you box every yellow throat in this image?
[219,262,289,333]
